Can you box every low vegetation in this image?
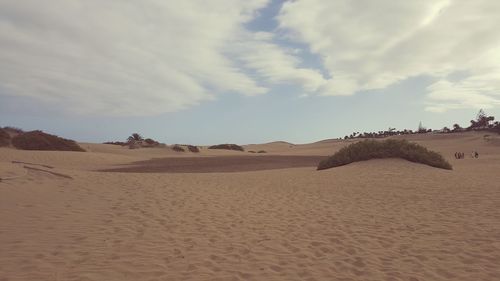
[11,130,85,152]
[2,126,24,135]
[172,144,185,152]
[123,133,164,149]
[144,138,160,147]
[0,128,10,147]
[248,150,266,153]
[208,144,244,151]
[103,141,128,146]
[317,139,452,170]
[187,145,200,153]
[342,109,500,140]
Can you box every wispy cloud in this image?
[1,0,500,116]
[231,31,327,93]
[278,0,500,111]
[0,0,271,116]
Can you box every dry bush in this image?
[208,144,244,151]
[0,128,10,147]
[2,126,24,135]
[187,145,200,153]
[144,138,160,147]
[11,130,85,152]
[318,139,452,170]
[172,144,185,152]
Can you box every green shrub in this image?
[208,144,244,151]
[0,128,10,147]
[317,139,452,170]
[11,130,85,152]
[257,150,267,153]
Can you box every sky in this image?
[1,0,500,144]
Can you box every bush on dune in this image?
[0,128,10,147]
[172,144,185,152]
[11,130,85,152]
[144,138,160,147]
[187,145,200,153]
[317,139,452,170]
[2,126,24,135]
[122,133,164,148]
[208,144,244,151]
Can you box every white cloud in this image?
[2,0,500,116]
[231,31,327,93]
[278,0,500,111]
[0,0,271,116]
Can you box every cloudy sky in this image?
[1,0,499,144]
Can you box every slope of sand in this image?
[1,132,500,280]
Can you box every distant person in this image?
[454,152,458,159]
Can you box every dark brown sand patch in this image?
[100,155,327,173]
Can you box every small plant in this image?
[248,150,256,153]
[172,144,185,152]
[187,145,200,153]
[318,139,452,170]
[208,144,244,151]
[257,150,267,153]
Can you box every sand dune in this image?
[1,132,500,280]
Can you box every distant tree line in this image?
[104,133,164,149]
[104,133,201,152]
[342,109,500,140]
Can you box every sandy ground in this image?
[101,155,327,173]
[1,132,500,280]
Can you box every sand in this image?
[100,155,327,173]
[1,132,499,280]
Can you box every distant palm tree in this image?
[127,133,143,144]
[452,123,462,131]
